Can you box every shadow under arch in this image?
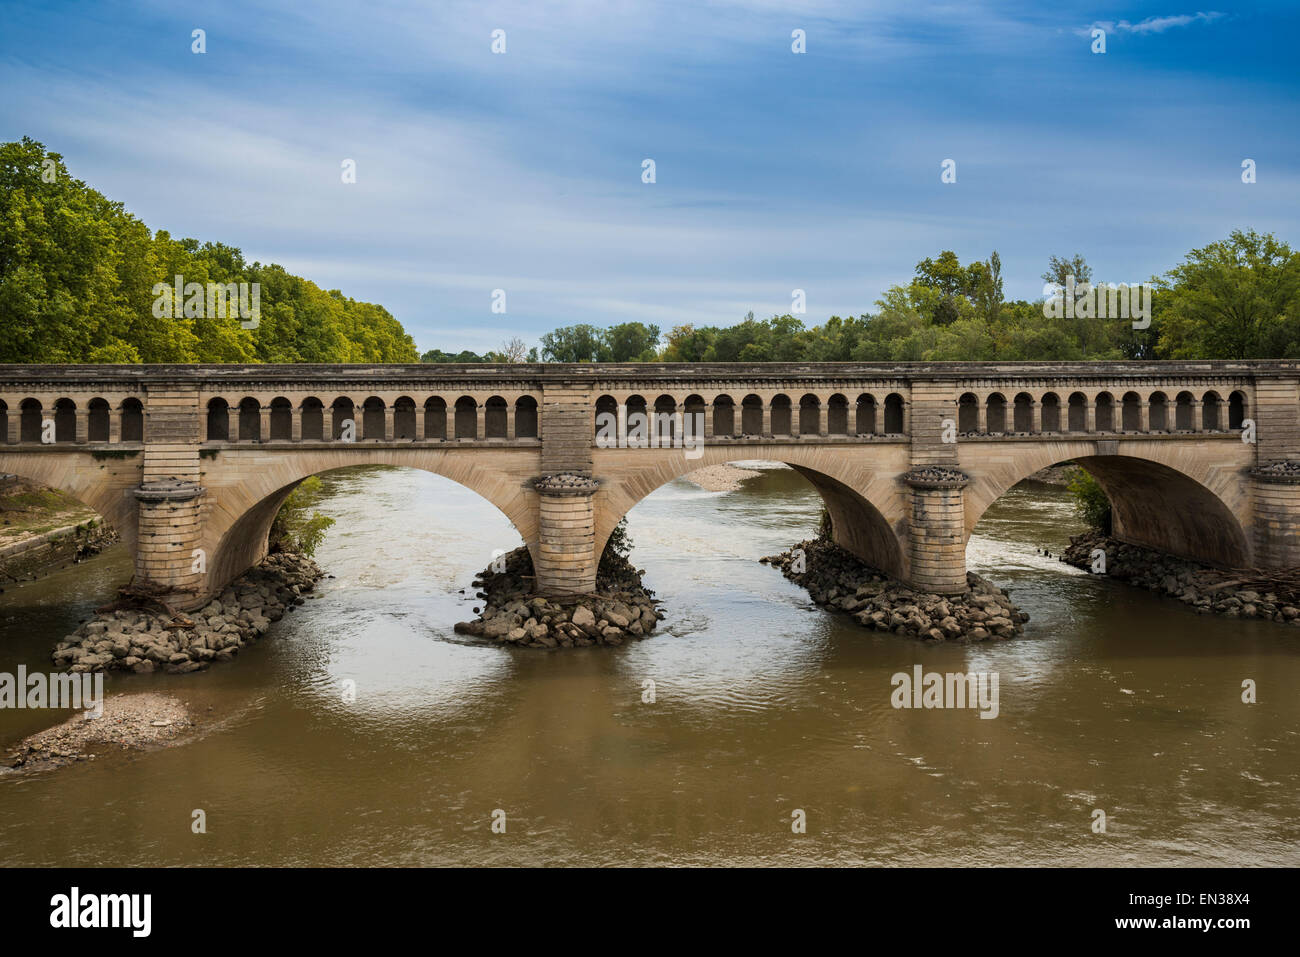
[594,455,905,580]
[206,464,538,595]
[1073,454,1250,568]
[965,452,1251,570]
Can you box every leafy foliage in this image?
[1154,229,1300,359]
[427,234,1297,365]
[816,506,833,541]
[540,322,660,362]
[1067,468,1112,534]
[602,516,632,561]
[268,477,335,557]
[0,138,417,363]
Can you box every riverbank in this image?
[762,537,1029,640]
[50,551,323,674]
[0,481,119,583]
[5,693,192,772]
[1064,530,1300,626]
[1026,463,1077,486]
[684,462,766,491]
[454,545,663,647]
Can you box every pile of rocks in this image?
[51,552,323,674]
[1064,530,1300,625]
[761,537,1028,641]
[905,465,969,485]
[532,472,600,493]
[453,545,662,648]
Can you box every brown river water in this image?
[0,464,1297,866]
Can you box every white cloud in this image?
[1081,11,1225,37]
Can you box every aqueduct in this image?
[0,361,1297,609]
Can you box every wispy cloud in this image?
[1080,11,1225,37]
[1,0,1291,355]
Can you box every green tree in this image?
[1068,468,1112,534]
[268,477,335,556]
[1042,254,1092,288]
[603,322,660,361]
[540,323,606,362]
[0,138,418,365]
[1155,229,1300,359]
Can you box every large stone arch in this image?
[199,447,542,594]
[0,450,142,555]
[959,439,1254,568]
[591,443,910,579]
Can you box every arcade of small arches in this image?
[0,388,1250,447]
[0,396,144,443]
[590,388,1250,439]
[953,388,1248,435]
[199,394,541,442]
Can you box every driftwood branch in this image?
[95,580,195,628]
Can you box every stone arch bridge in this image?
[1,361,1297,610]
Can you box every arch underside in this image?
[960,440,1254,570]
[1074,454,1251,568]
[789,464,905,578]
[202,449,542,594]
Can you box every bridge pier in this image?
[1251,465,1300,568]
[133,480,206,609]
[532,474,599,596]
[903,468,969,594]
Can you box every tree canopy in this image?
[0,138,417,363]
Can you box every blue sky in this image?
[2,0,1297,355]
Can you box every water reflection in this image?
[0,464,1296,866]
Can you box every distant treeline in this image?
[5,138,1295,367]
[430,233,1300,364]
[0,138,417,363]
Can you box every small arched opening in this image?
[120,398,144,442]
[515,396,539,438]
[270,397,293,441]
[206,398,230,441]
[301,398,325,441]
[87,397,111,442]
[424,397,447,440]
[454,396,478,439]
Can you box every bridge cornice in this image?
[0,360,1294,389]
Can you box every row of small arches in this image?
[956,389,1249,433]
[591,389,1250,437]
[0,389,1253,445]
[204,396,540,441]
[0,398,144,443]
[593,393,907,437]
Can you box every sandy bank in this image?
[5,692,192,772]
[683,463,765,492]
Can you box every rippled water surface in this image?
[1,464,1297,866]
